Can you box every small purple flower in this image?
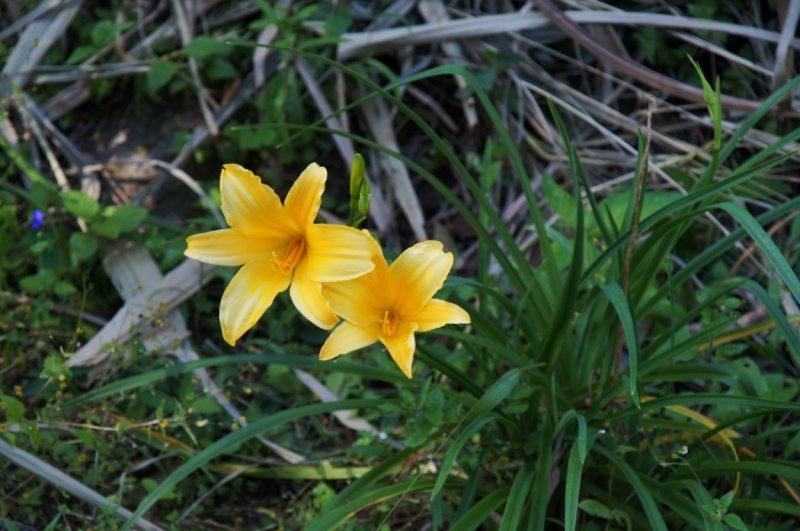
[31,209,45,231]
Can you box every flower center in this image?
[270,238,305,275]
[379,310,399,337]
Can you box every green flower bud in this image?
[350,153,365,198]
[347,153,370,227]
[357,177,370,217]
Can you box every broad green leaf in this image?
[147,60,179,93]
[40,355,71,380]
[19,421,40,450]
[294,3,319,21]
[188,396,221,414]
[206,57,238,80]
[724,514,749,531]
[23,269,56,295]
[90,216,121,238]
[325,9,352,38]
[579,499,613,519]
[29,240,49,254]
[66,45,96,65]
[53,281,77,295]
[19,274,46,294]
[719,491,734,509]
[69,232,98,264]
[103,204,148,232]
[61,190,100,220]
[141,478,176,500]
[90,20,132,48]
[0,394,24,422]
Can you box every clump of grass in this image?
[1,2,800,530]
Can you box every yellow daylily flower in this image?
[185,163,375,345]
[320,240,470,378]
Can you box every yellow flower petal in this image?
[322,269,386,328]
[413,299,471,332]
[305,225,375,282]
[220,164,299,237]
[284,163,325,229]
[290,255,339,330]
[219,257,291,345]
[388,241,453,316]
[185,229,290,266]
[379,322,418,378]
[319,322,379,361]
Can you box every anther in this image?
[379,310,399,337]
[270,238,305,275]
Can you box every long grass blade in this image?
[639,195,800,316]
[320,448,417,515]
[498,460,535,531]
[121,399,382,531]
[717,202,800,305]
[528,429,553,531]
[64,355,413,410]
[593,445,668,531]
[599,283,639,402]
[564,444,584,531]
[308,479,442,531]
[449,488,511,531]
[432,415,498,498]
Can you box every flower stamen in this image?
[270,238,305,275]
[379,310,399,337]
